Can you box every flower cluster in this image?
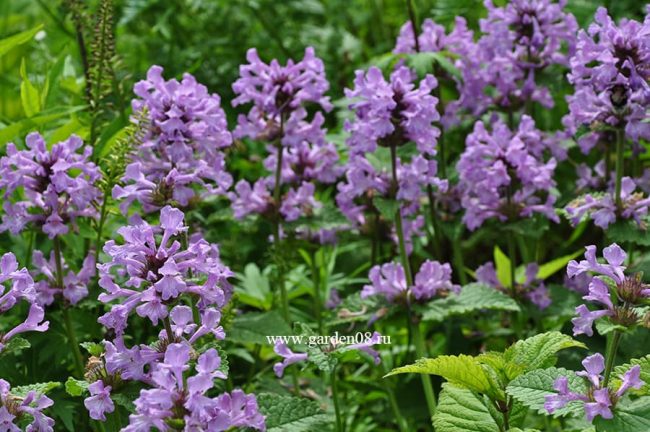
[566,7,650,148]
[0,133,101,238]
[114,65,233,213]
[362,260,459,305]
[0,379,55,431]
[476,261,551,309]
[566,177,650,229]
[0,253,49,354]
[30,251,95,306]
[457,116,558,230]
[229,48,338,226]
[98,205,232,335]
[567,243,649,336]
[545,353,643,422]
[448,0,577,121]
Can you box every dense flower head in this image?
[394,17,474,56]
[567,243,649,336]
[98,206,232,335]
[362,260,459,305]
[476,261,551,309]
[31,251,95,306]
[565,177,650,229]
[118,65,233,213]
[0,133,101,238]
[457,117,558,230]
[232,47,331,146]
[566,7,650,145]
[545,353,644,422]
[0,379,55,432]
[123,344,265,431]
[0,253,49,353]
[447,0,577,122]
[345,66,439,155]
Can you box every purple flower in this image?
[344,331,384,365]
[394,17,474,57]
[566,7,650,146]
[118,66,233,213]
[476,261,551,309]
[0,379,55,432]
[362,260,458,305]
[31,251,95,306]
[84,381,114,421]
[457,117,558,230]
[98,205,232,335]
[345,66,439,155]
[0,133,101,238]
[273,341,308,378]
[546,353,643,422]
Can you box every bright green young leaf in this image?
[235,263,273,310]
[12,382,61,397]
[504,332,586,377]
[80,341,104,357]
[65,377,89,397]
[421,283,520,322]
[507,367,587,417]
[20,58,42,117]
[257,393,333,431]
[432,384,501,432]
[386,354,493,395]
[536,250,584,280]
[0,336,30,356]
[593,397,650,432]
[494,246,512,288]
[372,196,400,221]
[0,24,44,57]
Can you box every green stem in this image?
[54,237,85,377]
[405,0,420,53]
[390,145,413,285]
[411,320,437,417]
[614,128,625,209]
[507,231,517,293]
[163,316,175,343]
[382,371,409,432]
[94,186,110,269]
[331,367,344,432]
[273,117,290,323]
[311,250,324,334]
[603,330,622,387]
[452,235,467,285]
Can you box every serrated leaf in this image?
[387,354,495,396]
[80,341,104,356]
[20,59,41,117]
[228,310,292,345]
[257,393,333,431]
[0,336,30,356]
[504,332,586,378]
[494,246,512,288]
[593,397,650,432]
[613,355,650,394]
[507,367,587,417]
[372,197,400,221]
[607,220,650,246]
[421,283,519,322]
[595,318,628,336]
[12,382,60,397]
[432,384,501,432]
[65,377,89,397]
[0,25,43,57]
[234,263,273,310]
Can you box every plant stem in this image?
[94,185,110,269]
[53,237,85,377]
[382,370,409,432]
[411,320,438,418]
[163,316,175,343]
[311,250,324,334]
[452,235,467,285]
[603,330,622,387]
[405,0,420,53]
[272,116,290,323]
[507,231,517,293]
[614,128,625,209]
[331,367,344,432]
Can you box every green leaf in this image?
[432,384,501,432]
[0,25,43,57]
[507,367,587,417]
[20,58,41,117]
[387,354,495,396]
[595,318,628,336]
[234,263,273,310]
[80,341,104,357]
[494,246,512,288]
[228,310,292,345]
[536,250,584,280]
[65,377,89,397]
[504,332,586,378]
[0,336,30,356]
[421,283,520,322]
[257,393,333,431]
[372,197,400,221]
[12,382,61,397]
[613,355,650,394]
[607,220,650,246]
[593,397,650,432]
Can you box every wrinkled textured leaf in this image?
[421,283,519,322]
[257,393,333,431]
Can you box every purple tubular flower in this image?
[566,7,650,146]
[476,261,551,309]
[616,365,643,397]
[273,342,308,378]
[0,379,55,432]
[31,251,95,306]
[84,381,114,421]
[362,260,458,305]
[117,65,233,213]
[584,388,613,422]
[345,66,439,155]
[0,133,101,238]
[345,331,384,365]
[98,205,232,335]
[457,117,558,230]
